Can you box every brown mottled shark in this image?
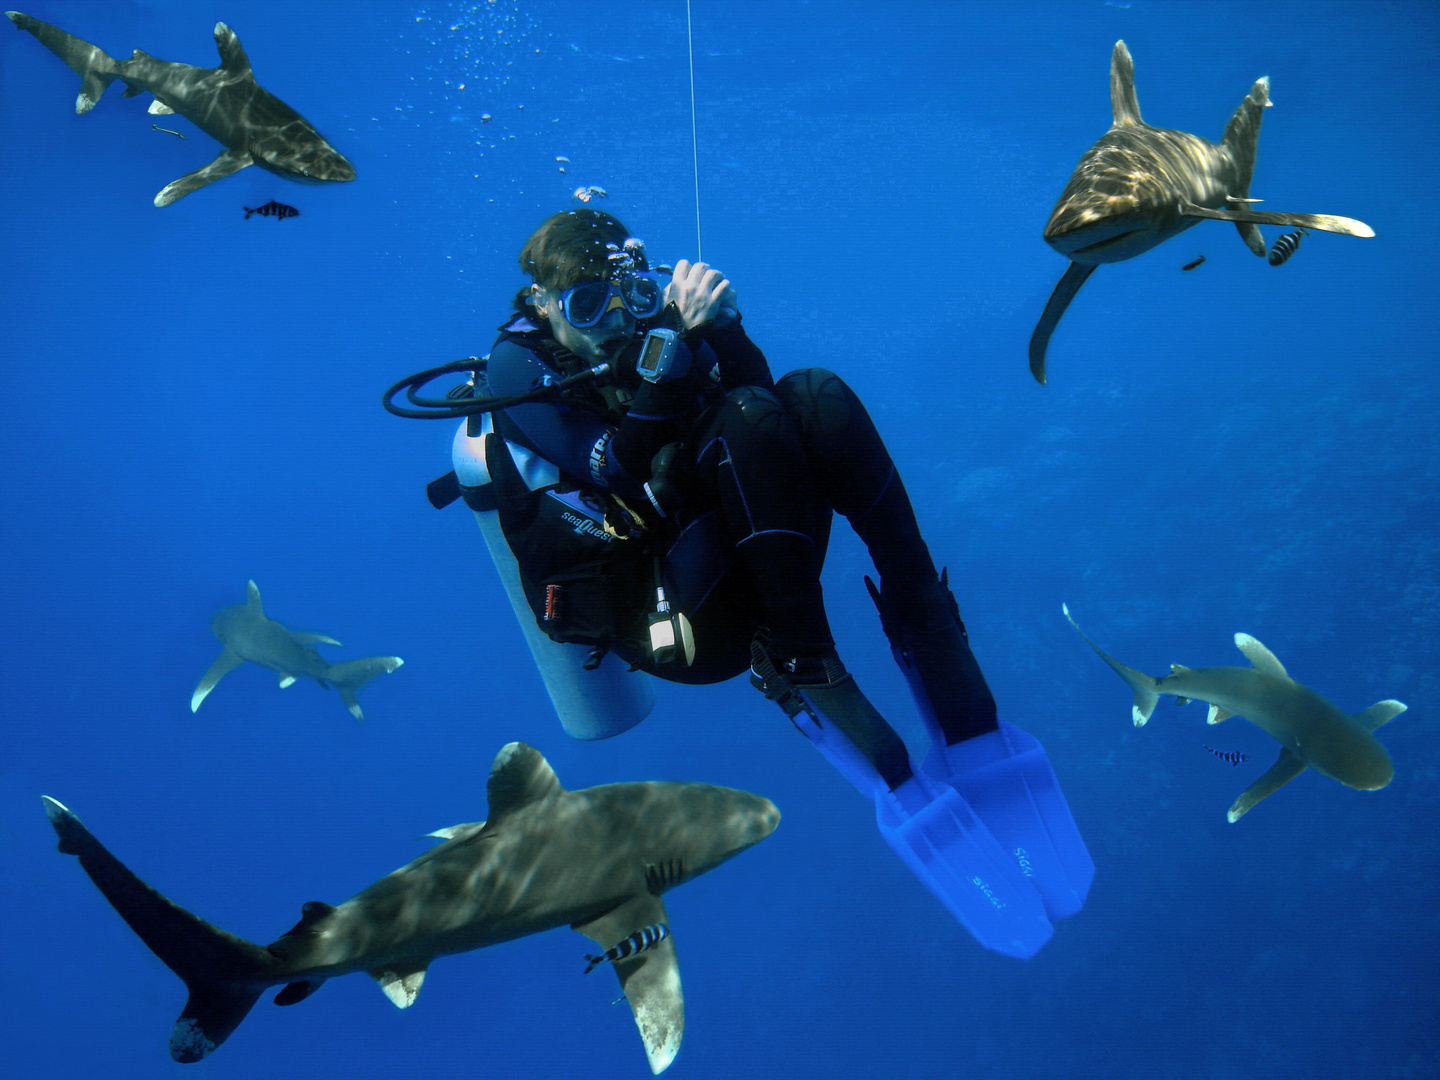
[1063,605,1405,821]
[1029,40,1374,383]
[41,743,780,1073]
[192,581,402,721]
[6,11,354,206]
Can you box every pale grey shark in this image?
[1064,605,1405,821]
[6,11,355,206]
[1029,40,1374,383]
[41,742,780,1073]
[192,581,402,721]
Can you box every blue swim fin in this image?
[866,577,1094,922]
[750,644,1054,959]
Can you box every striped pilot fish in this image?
[584,923,670,974]
[1268,229,1306,266]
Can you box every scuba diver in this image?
[388,208,1093,957]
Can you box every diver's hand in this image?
[665,259,739,330]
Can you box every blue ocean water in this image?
[2,0,1436,1076]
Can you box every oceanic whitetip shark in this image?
[192,581,402,721]
[1064,605,1404,821]
[6,11,354,206]
[1029,40,1375,383]
[41,743,779,1073]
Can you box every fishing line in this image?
[684,0,702,260]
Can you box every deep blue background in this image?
[2,1,1436,1077]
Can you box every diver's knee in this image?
[775,367,861,436]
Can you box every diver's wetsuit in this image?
[487,313,997,779]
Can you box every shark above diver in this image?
[1063,605,1406,821]
[1029,40,1375,383]
[41,742,780,1073]
[6,11,354,206]
[192,581,402,721]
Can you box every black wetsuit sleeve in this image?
[701,318,775,392]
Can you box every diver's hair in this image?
[519,208,634,291]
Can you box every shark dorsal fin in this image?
[1353,699,1407,732]
[280,900,335,938]
[1109,41,1142,127]
[245,580,264,616]
[486,743,564,824]
[212,23,252,77]
[1234,634,1289,679]
[369,962,428,1009]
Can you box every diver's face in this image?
[532,282,636,364]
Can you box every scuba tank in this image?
[451,414,654,740]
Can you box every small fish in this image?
[480,113,493,123]
[1181,255,1206,271]
[583,923,669,974]
[1269,229,1306,266]
[1203,745,1249,767]
[244,200,300,221]
[572,185,608,203]
[151,123,186,140]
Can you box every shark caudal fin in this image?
[41,796,280,1062]
[6,12,122,114]
[326,656,404,720]
[1219,76,1272,255]
[1062,605,1162,725]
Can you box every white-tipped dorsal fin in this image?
[245,580,264,615]
[277,674,296,689]
[1207,705,1234,725]
[1109,41,1142,127]
[1234,634,1289,679]
[486,742,564,825]
[1353,700,1407,732]
[369,962,429,1009]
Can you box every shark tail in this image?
[6,12,122,114]
[1220,75,1271,256]
[41,796,280,1062]
[1061,605,1162,726]
[327,655,404,721]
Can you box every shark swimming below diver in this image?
[1063,605,1406,821]
[41,742,780,1073]
[6,11,355,206]
[192,581,402,721]
[1029,40,1374,383]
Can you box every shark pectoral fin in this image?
[1206,705,1234,725]
[1029,262,1097,385]
[1182,202,1375,239]
[1228,747,1307,822]
[575,894,682,1075]
[277,673,297,689]
[154,148,254,208]
[1353,699,1407,731]
[369,961,429,1009]
[1234,634,1290,679]
[192,647,245,712]
[147,98,175,116]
